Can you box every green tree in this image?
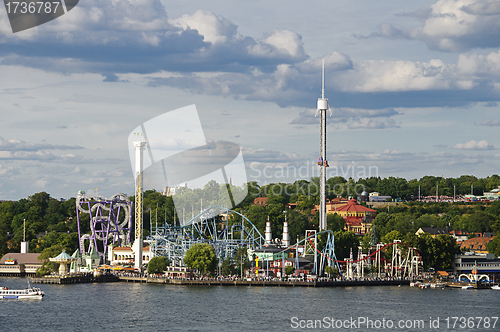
[233,246,250,276]
[486,200,500,217]
[372,212,393,238]
[147,256,170,274]
[415,234,460,270]
[183,243,218,275]
[286,209,308,243]
[370,225,379,246]
[324,265,339,278]
[334,231,359,261]
[221,256,235,276]
[382,230,403,245]
[36,244,65,276]
[360,232,371,253]
[327,213,346,232]
[486,236,500,256]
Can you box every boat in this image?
[419,282,431,289]
[0,283,44,299]
[461,285,474,290]
[491,285,500,290]
[430,282,446,288]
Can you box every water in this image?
[0,278,499,331]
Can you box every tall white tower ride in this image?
[317,59,329,231]
[133,141,146,270]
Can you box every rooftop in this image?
[0,253,41,265]
[335,199,377,213]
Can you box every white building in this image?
[107,246,150,266]
[484,187,500,199]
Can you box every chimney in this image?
[282,221,290,247]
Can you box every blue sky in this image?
[0,0,499,199]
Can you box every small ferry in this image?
[430,282,446,288]
[0,283,44,300]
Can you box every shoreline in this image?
[27,275,410,287]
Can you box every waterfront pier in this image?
[31,275,119,284]
[119,276,409,287]
[30,275,409,287]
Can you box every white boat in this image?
[0,283,44,300]
[461,285,474,290]
[430,282,446,288]
[491,285,500,290]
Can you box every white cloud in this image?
[170,10,239,44]
[248,29,306,60]
[0,150,57,160]
[243,148,304,166]
[296,51,353,72]
[381,149,411,155]
[457,51,500,76]
[0,137,83,151]
[348,118,400,130]
[335,59,463,92]
[479,119,500,126]
[149,47,499,109]
[0,163,17,176]
[453,140,495,150]
[290,107,400,128]
[374,0,500,52]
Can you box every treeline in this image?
[232,181,500,268]
[255,174,500,201]
[0,192,79,259]
[2,173,500,270]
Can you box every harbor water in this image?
[0,277,498,331]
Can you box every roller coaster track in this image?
[148,206,266,264]
[307,238,422,263]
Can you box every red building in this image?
[334,199,377,234]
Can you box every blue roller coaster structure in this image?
[146,206,340,276]
[146,207,266,266]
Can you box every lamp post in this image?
[240,251,243,280]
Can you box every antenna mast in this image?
[317,58,329,231]
[322,59,325,99]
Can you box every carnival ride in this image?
[327,240,422,279]
[75,193,422,278]
[76,192,133,262]
[146,207,268,266]
[147,211,343,276]
[142,204,423,278]
[292,233,422,279]
[459,264,490,283]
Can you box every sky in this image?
[0,0,499,200]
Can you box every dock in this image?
[445,282,491,289]
[31,275,409,287]
[120,277,409,287]
[31,275,119,284]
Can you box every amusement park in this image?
[73,189,423,281]
[0,69,493,291]
[68,92,425,282]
